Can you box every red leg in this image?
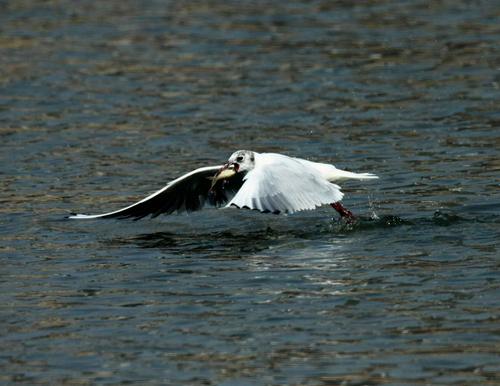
[330,202,355,220]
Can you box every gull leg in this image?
[330,202,355,220]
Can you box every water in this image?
[1,0,499,384]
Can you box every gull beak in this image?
[210,163,238,188]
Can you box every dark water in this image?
[1,0,500,384]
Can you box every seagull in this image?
[68,150,378,220]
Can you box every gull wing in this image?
[69,165,244,220]
[227,153,344,214]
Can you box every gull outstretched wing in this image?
[69,165,245,220]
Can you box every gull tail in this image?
[327,168,379,182]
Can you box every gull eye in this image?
[236,156,244,162]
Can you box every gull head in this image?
[227,150,255,172]
[211,150,255,187]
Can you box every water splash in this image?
[332,214,411,233]
[367,193,380,221]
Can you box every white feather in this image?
[296,159,379,182]
[227,153,344,214]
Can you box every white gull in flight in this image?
[69,150,378,220]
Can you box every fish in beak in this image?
[210,163,239,189]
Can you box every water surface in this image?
[1,0,499,384]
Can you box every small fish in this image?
[209,164,238,189]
